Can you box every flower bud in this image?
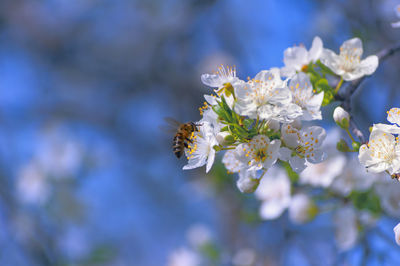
[351,141,361,152]
[333,106,350,129]
[394,222,400,245]
[288,194,318,224]
[236,173,259,193]
[216,131,232,146]
[336,139,350,152]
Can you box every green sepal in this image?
[220,126,229,132]
[316,59,336,76]
[224,135,236,145]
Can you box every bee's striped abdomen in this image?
[173,133,184,158]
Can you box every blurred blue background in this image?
[0,0,400,265]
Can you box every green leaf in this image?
[349,189,382,216]
[243,119,254,129]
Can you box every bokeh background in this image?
[0,0,400,265]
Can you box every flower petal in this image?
[320,49,343,76]
[201,74,222,88]
[308,36,323,62]
[341,38,363,57]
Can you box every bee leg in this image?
[184,142,189,148]
[186,137,193,143]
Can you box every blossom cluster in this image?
[182,37,379,194]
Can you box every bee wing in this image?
[159,117,181,134]
[163,117,181,127]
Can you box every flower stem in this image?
[334,77,343,94]
[220,146,236,150]
[345,128,355,143]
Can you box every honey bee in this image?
[163,118,200,158]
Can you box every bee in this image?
[162,118,200,158]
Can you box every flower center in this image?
[186,132,198,159]
[368,134,396,162]
[339,48,361,72]
[254,148,267,162]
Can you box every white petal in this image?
[205,149,216,173]
[204,94,218,105]
[341,38,363,56]
[280,66,296,78]
[392,21,400,28]
[387,108,400,126]
[237,170,259,193]
[183,156,206,170]
[320,49,343,75]
[259,201,286,220]
[307,150,326,163]
[394,223,400,245]
[281,124,300,148]
[343,55,380,81]
[254,68,282,85]
[308,36,323,62]
[201,74,222,88]
[283,46,308,71]
[262,139,281,169]
[278,147,292,161]
[373,123,400,134]
[289,156,307,173]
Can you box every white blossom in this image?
[222,150,245,173]
[394,223,400,245]
[331,156,378,196]
[36,128,84,178]
[201,65,239,90]
[186,224,211,248]
[392,5,400,28]
[234,69,302,123]
[281,36,323,77]
[236,170,259,193]
[373,107,400,135]
[232,248,256,266]
[299,154,346,187]
[183,121,218,173]
[167,247,200,266]
[334,206,358,251]
[235,135,281,172]
[320,38,379,81]
[288,73,323,121]
[333,106,350,129]
[202,65,241,109]
[375,181,400,217]
[358,129,400,175]
[200,107,228,146]
[280,124,327,173]
[288,193,317,224]
[255,166,291,220]
[16,162,50,205]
